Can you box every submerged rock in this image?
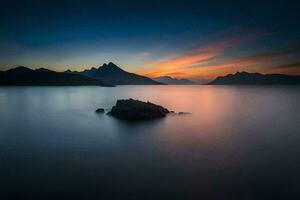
[95,108,105,113]
[107,99,169,121]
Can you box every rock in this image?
[95,108,105,113]
[107,99,170,121]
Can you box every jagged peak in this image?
[98,62,124,72]
[107,62,117,67]
[100,62,117,67]
[233,71,262,76]
[100,63,107,69]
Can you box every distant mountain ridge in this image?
[67,62,162,85]
[153,76,197,85]
[3,66,299,86]
[208,72,300,85]
[0,66,110,86]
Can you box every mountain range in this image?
[153,76,197,85]
[0,66,110,86]
[67,62,162,85]
[208,72,300,85]
[2,65,300,86]
[0,62,163,86]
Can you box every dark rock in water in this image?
[95,108,105,113]
[107,99,169,121]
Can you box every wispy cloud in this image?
[138,30,300,80]
[140,32,256,75]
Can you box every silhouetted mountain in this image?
[69,62,162,85]
[5,66,33,76]
[0,66,111,86]
[153,76,197,85]
[35,68,53,73]
[208,72,300,85]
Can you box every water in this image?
[0,85,299,199]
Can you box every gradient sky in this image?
[1,0,300,81]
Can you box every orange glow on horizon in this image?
[140,53,269,81]
[139,50,300,81]
[138,32,280,81]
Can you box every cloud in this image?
[260,62,300,75]
[139,31,300,81]
[140,30,271,79]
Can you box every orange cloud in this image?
[138,31,300,81]
[142,51,219,78]
[139,31,271,80]
[144,58,261,81]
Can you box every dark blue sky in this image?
[1,0,300,80]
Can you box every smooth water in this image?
[0,86,299,199]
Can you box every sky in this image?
[0,0,300,81]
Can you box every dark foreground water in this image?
[0,85,299,200]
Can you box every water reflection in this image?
[0,85,299,199]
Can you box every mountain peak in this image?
[99,62,124,72]
[7,66,33,75]
[101,62,118,67]
[11,66,31,70]
[108,62,117,66]
[76,62,162,85]
[100,63,107,69]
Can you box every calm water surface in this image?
[0,85,300,199]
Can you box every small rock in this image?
[95,108,105,113]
